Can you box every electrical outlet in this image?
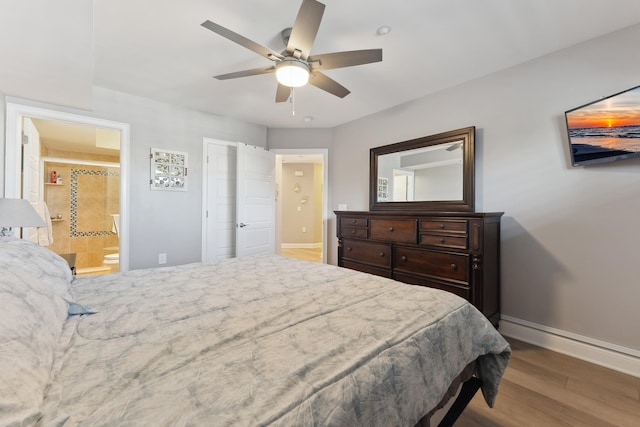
[159,253,167,264]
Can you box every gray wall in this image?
[2,87,267,270]
[330,24,640,351]
[268,128,333,150]
[93,88,267,269]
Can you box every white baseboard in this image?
[281,243,322,249]
[500,315,640,378]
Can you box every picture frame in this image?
[150,148,188,191]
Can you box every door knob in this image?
[238,223,248,228]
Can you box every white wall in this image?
[330,24,640,352]
[2,87,267,269]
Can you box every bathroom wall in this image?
[43,146,120,272]
[281,163,322,246]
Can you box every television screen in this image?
[565,85,640,166]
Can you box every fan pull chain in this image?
[290,88,296,116]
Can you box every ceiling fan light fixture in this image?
[276,58,310,87]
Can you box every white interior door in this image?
[236,143,275,257]
[204,140,237,262]
[22,118,41,241]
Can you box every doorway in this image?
[272,149,328,264]
[4,101,131,272]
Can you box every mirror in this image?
[370,126,475,211]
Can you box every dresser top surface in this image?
[334,210,504,218]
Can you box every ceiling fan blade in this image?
[275,84,291,103]
[201,20,283,61]
[308,71,350,98]
[214,66,275,80]
[286,0,325,59]
[309,49,382,71]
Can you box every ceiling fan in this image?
[201,0,382,103]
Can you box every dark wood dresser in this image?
[335,210,503,327]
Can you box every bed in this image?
[0,237,510,426]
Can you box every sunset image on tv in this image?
[565,85,640,165]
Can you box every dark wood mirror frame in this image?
[369,126,475,212]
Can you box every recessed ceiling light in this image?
[303,116,314,123]
[376,26,391,36]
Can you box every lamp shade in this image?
[0,198,46,228]
[275,58,310,88]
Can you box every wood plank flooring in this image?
[280,247,322,263]
[456,338,640,427]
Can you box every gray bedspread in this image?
[39,254,510,426]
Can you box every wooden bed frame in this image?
[416,362,482,427]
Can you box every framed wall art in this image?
[150,148,188,191]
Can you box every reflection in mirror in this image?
[370,126,475,212]
[377,140,463,202]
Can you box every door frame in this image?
[4,99,131,271]
[271,148,329,264]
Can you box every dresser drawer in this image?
[341,227,368,238]
[420,219,468,234]
[393,272,470,300]
[342,216,368,228]
[342,239,392,268]
[394,247,469,284]
[370,219,417,243]
[343,260,392,278]
[420,234,468,250]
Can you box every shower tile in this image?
[70,237,89,254]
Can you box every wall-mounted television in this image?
[565,84,640,166]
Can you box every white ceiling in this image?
[2,0,640,130]
[30,118,121,157]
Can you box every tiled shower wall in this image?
[43,151,120,271]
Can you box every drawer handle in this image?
[351,230,356,234]
[351,219,357,223]
[388,227,394,232]
[347,247,352,252]
[379,252,385,257]
[439,223,445,229]
[401,255,407,261]
[451,263,458,271]
[440,238,445,243]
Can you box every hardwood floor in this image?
[456,338,640,427]
[280,247,323,263]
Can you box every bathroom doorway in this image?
[4,101,130,273]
